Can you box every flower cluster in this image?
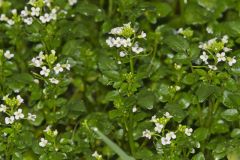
[31,50,70,85]
[0,0,74,26]
[0,95,36,125]
[142,112,193,146]
[39,125,58,148]
[106,23,146,57]
[177,27,193,38]
[199,36,236,70]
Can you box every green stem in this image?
[128,112,135,155]
[108,0,113,17]
[129,57,134,74]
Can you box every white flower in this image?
[113,37,122,48]
[7,19,14,25]
[166,132,176,140]
[228,56,237,66]
[53,63,63,74]
[151,115,158,123]
[142,129,151,139]
[31,7,40,17]
[49,78,59,84]
[92,151,102,159]
[164,112,173,118]
[33,79,40,84]
[23,17,33,25]
[39,138,48,147]
[0,104,7,112]
[222,35,228,44]
[63,63,71,70]
[11,9,17,15]
[5,116,15,124]
[216,52,226,62]
[31,57,43,67]
[154,123,163,133]
[208,65,217,70]
[0,14,8,21]
[206,27,213,34]
[223,47,232,52]
[119,51,126,57]
[132,43,144,54]
[53,130,58,136]
[14,108,24,120]
[16,95,24,105]
[121,38,131,47]
[185,128,193,136]
[39,13,51,23]
[161,137,171,145]
[40,66,50,77]
[132,106,137,113]
[109,27,123,35]
[4,50,14,59]
[20,7,29,17]
[38,51,45,60]
[177,28,183,34]
[138,31,146,38]
[106,37,115,47]
[200,51,208,64]
[44,125,52,132]
[68,0,78,6]
[27,113,36,121]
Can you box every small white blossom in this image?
[177,28,183,34]
[113,37,122,48]
[40,66,50,77]
[132,106,137,113]
[161,136,171,145]
[11,9,17,15]
[228,56,237,66]
[185,128,193,136]
[206,27,213,34]
[132,43,144,54]
[0,104,7,112]
[138,31,146,38]
[16,95,24,105]
[7,19,14,26]
[53,63,64,74]
[106,37,115,47]
[151,115,158,123]
[31,57,43,67]
[49,78,59,84]
[92,151,102,159]
[200,51,208,64]
[142,129,151,139]
[208,65,217,70]
[109,27,123,35]
[164,112,173,118]
[0,14,8,21]
[4,50,14,59]
[44,125,52,132]
[63,63,71,70]
[119,51,126,57]
[53,130,58,136]
[23,17,33,25]
[31,7,40,17]
[154,123,163,133]
[216,52,226,62]
[222,35,229,44]
[5,116,15,124]
[14,108,24,120]
[121,38,131,47]
[68,0,78,6]
[39,138,48,147]
[27,113,36,121]
[223,47,232,52]
[166,132,176,140]
[20,7,29,17]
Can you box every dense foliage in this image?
[1,0,240,159]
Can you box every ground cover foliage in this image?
[1,0,240,159]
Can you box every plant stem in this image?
[108,0,113,17]
[129,57,134,74]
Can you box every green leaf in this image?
[93,128,135,160]
[223,91,240,108]
[231,129,240,138]
[192,152,205,160]
[221,109,239,121]
[193,128,209,141]
[196,83,217,102]
[165,35,189,52]
[137,90,155,109]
